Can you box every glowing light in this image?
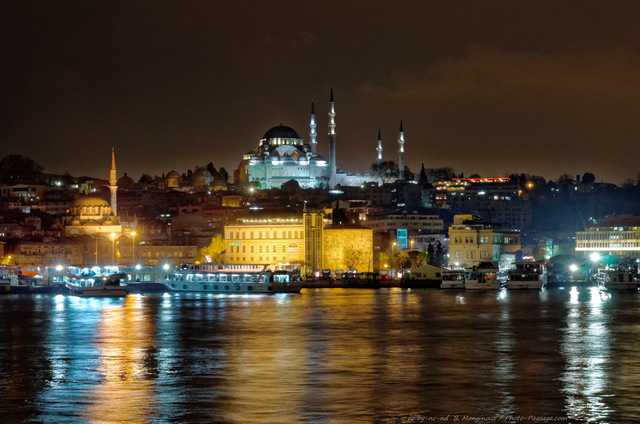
[569,264,579,272]
[163,264,170,271]
[590,253,601,262]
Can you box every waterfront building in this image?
[448,214,520,268]
[575,215,640,260]
[223,211,307,269]
[222,210,375,275]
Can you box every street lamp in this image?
[109,233,117,265]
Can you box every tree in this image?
[427,167,456,183]
[0,154,44,184]
[403,165,415,181]
[371,160,399,183]
[426,242,435,265]
[419,163,429,186]
[407,251,427,268]
[217,167,228,183]
[197,235,226,263]
[581,172,596,185]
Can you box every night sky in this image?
[2,1,640,184]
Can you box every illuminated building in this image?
[448,214,520,268]
[434,177,531,230]
[224,211,306,268]
[223,210,375,275]
[64,196,122,236]
[235,90,405,190]
[575,215,640,259]
[65,150,122,237]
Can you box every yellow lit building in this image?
[223,211,374,275]
[323,224,374,272]
[448,214,520,268]
[224,212,306,268]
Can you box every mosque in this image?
[64,148,122,236]
[235,90,407,189]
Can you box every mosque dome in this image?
[72,197,110,208]
[166,170,180,179]
[68,196,114,221]
[117,173,135,188]
[263,125,300,140]
[310,155,327,163]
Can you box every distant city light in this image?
[569,264,578,272]
[590,253,601,262]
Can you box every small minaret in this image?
[329,88,338,185]
[310,101,317,155]
[376,129,383,165]
[109,147,118,215]
[398,120,405,180]
[328,89,337,183]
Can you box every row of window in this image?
[226,230,303,240]
[140,252,185,257]
[578,232,640,240]
[228,243,298,253]
[576,242,640,249]
[227,256,286,262]
[452,250,491,259]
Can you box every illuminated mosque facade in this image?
[236,90,407,189]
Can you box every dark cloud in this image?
[2,1,640,184]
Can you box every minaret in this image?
[109,147,117,215]
[398,120,405,181]
[376,129,383,165]
[328,89,337,184]
[309,101,317,155]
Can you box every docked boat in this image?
[440,269,466,289]
[129,264,302,294]
[64,266,128,297]
[597,268,639,290]
[465,263,503,290]
[506,262,547,290]
[401,264,442,288]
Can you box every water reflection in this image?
[0,289,639,422]
[560,286,612,422]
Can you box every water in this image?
[1,287,639,423]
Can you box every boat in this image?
[0,265,62,294]
[440,269,466,289]
[341,272,381,288]
[506,262,547,290]
[596,268,639,290]
[64,266,128,297]
[465,263,503,290]
[401,264,442,288]
[128,263,302,294]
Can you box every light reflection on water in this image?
[1,288,639,422]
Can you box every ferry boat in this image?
[597,268,639,290]
[128,264,302,294]
[64,266,128,297]
[401,264,442,288]
[465,263,503,290]
[506,262,547,290]
[440,269,466,289]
